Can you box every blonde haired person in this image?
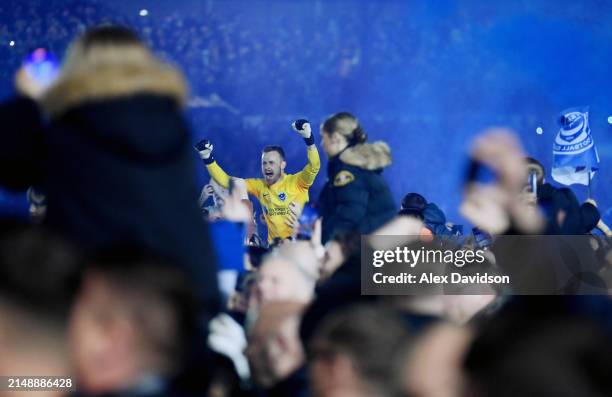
[318,112,396,243]
[1,26,219,314]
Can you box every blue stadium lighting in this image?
[139,9,149,17]
[536,127,543,135]
[607,116,612,124]
[9,40,15,47]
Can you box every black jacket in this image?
[319,142,396,243]
[0,65,220,315]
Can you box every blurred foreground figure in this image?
[253,242,318,309]
[401,324,473,397]
[246,301,309,397]
[69,246,203,397]
[0,224,81,397]
[308,304,410,397]
[319,231,360,281]
[460,129,545,235]
[1,26,219,314]
[463,297,612,397]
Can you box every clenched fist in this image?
[292,119,312,139]
[194,139,214,160]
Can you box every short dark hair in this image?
[400,192,428,219]
[262,145,286,160]
[0,224,81,328]
[309,304,410,397]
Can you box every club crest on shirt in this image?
[278,192,286,201]
[334,170,355,187]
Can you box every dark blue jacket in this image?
[0,95,220,316]
[318,143,396,243]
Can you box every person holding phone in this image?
[0,26,221,317]
[195,120,320,244]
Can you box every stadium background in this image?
[1,0,611,229]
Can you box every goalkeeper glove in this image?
[292,119,314,146]
[194,139,215,164]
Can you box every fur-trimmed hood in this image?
[339,141,392,170]
[42,61,187,118]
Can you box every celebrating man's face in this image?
[261,151,285,185]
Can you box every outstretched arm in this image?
[195,139,232,188]
[292,119,321,189]
[195,139,259,196]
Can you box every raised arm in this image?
[292,119,321,189]
[195,139,260,197]
[195,139,232,188]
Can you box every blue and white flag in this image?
[551,107,600,186]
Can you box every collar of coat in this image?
[337,141,392,170]
[41,61,188,118]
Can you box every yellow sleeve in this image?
[206,161,231,189]
[296,145,321,189]
[245,179,262,198]
[207,161,263,198]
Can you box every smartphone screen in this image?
[23,48,60,88]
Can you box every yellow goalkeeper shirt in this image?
[207,146,320,242]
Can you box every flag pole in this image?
[587,168,592,199]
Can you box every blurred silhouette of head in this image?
[0,224,81,396]
[321,231,361,280]
[399,192,428,219]
[245,301,306,388]
[253,242,318,308]
[402,324,473,397]
[43,25,187,117]
[308,304,409,397]
[69,245,199,394]
[464,298,612,397]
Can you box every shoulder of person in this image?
[339,141,392,171]
[247,178,267,191]
[331,163,362,188]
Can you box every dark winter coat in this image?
[0,61,219,313]
[319,142,396,243]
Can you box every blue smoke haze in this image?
[1,0,610,225]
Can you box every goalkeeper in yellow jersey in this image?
[195,119,320,243]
